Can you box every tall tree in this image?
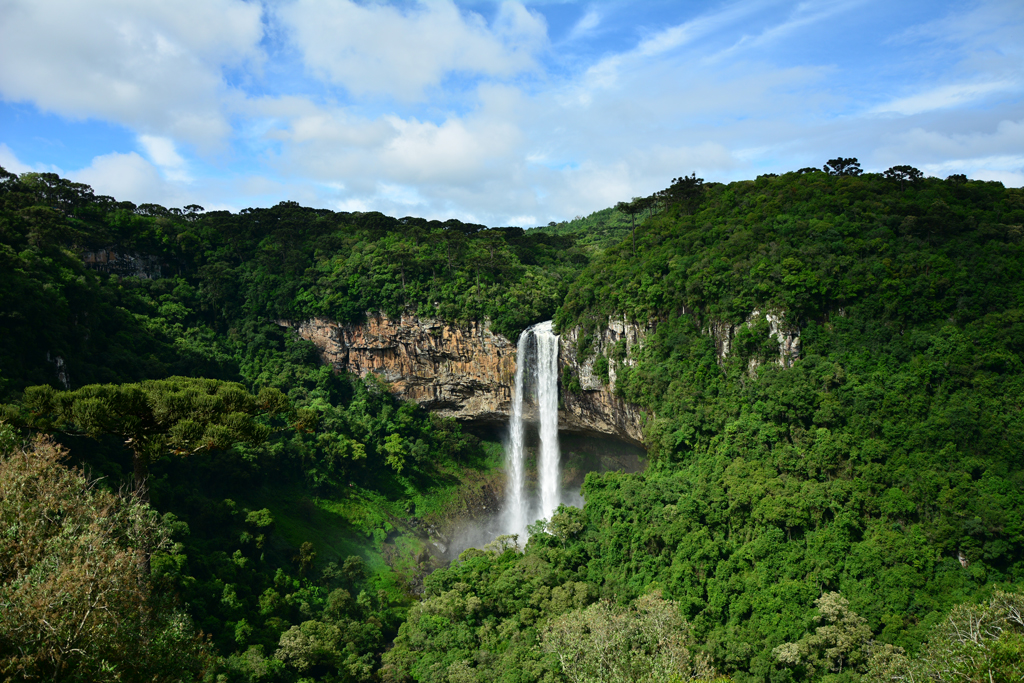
[823,157,863,176]
[883,164,923,190]
[615,199,644,255]
[0,433,211,681]
[10,376,289,496]
[658,173,706,214]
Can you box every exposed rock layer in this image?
[282,314,650,442]
[281,315,517,424]
[82,247,164,279]
[284,309,800,446]
[558,318,653,444]
[705,308,801,368]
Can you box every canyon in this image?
[281,309,800,448]
[279,313,651,444]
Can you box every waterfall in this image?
[503,329,530,539]
[502,321,562,539]
[534,321,561,522]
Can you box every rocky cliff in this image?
[284,309,799,446]
[280,314,517,424]
[82,247,164,279]
[558,317,653,445]
[704,308,801,368]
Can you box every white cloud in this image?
[874,119,1024,166]
[70,151,183,205]
[566,9,601,41]
[870,81,1018,116]
[709,0,865,62]
[0,144,32,174]
[0,0,264,148]
[278,0,547,100]
[3,0,1022,225]
[971,168,1024,187]
[138,135,191,182]
[571,1,780,99]
[918,154,1024,181]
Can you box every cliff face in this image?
[283,313,651,442]
[82,247,164,279]
[285,309,799,446]
[558,318,653,445]
[282,314,517,424]
[558,309,801,443]
[705,308,801,368]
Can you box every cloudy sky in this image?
[1,0,1021,226]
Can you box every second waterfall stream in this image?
[502,320,562,540]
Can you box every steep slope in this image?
[387,171,1024,682]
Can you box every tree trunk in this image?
[132,451,149,501]
[132,450,152,578]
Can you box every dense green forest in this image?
[1,163,1023,682]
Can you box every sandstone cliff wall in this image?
[558,317,653,445]
[281,314,516,424]
[283,313,649,441]
[284,308,800,446]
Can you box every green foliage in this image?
[864,589,1024,682]
[0,165,518,680]
[773,593,874,679]
[535,206,636,253]
[6,377,285,496]
[557,172,1024,329]
[390,172,1024,682]
[592,354,610,385]
[561,365,582,394]
[4,164,1024,683]
[541,592,720,683]
[0,436,210,681]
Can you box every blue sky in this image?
[1,0,1021,226]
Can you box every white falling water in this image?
[534,321,562,522]
[502,328,530,539]
[502,321,562,540]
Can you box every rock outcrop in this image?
[558,317,653,445]
[284,308,800,446]
[281,314,517,424]
[82,247,164,279]
[705,308,800,368]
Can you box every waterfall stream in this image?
[534,321,561,522]
[502,329,530,539]
[502,321,561,539]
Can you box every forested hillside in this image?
[2,164,1023,682]
[0,165,586,681]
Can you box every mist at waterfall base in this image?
[445,322,645,558]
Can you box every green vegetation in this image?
[0,166,566,680]
[535,206,635,253]
[2,162,1023,682]
[0,432,210,682]
[388,168,1024,681]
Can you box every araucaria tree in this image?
[10,377,289,496]
[824,157,863,176]
[883,164,924,190]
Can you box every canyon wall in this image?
[281,314,516,425]
[283,313,650,442]
[558,317,653,445]
[285,309,800,445]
